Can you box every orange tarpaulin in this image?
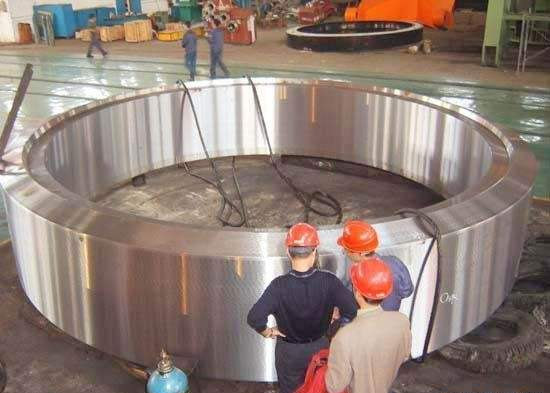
[345,0,455,29]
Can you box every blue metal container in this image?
[74,9,97,30]
[233,0,251,8]
[102,14,148,26]
[116,0,143,14]
[75,7,117,30]
[96,7,117,25]
[130,0,143,14]
[33,4,76,38]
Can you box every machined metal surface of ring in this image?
[0,78,537,382]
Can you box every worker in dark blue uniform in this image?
[181,21,197,81]
[86,16,107,58]
[248,223,357,393]
[207,19,229,78]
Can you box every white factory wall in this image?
[141,0,169,12]
[4,0,33,43]
[1,0,169,42]
[0,11,16,43]
[0,0,16,42]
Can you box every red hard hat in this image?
[286,223,320,247]
[337,220,379,253]
[350,257,393,300]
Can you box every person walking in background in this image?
[325,257,412,393]
[86,16,107,58]
[338,220,414,312]
[247,223,357,393]
[181,21,197,81]
[207,19,229,78]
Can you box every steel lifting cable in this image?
[231,156,249,227]
[396,208,442,363]
[177,80,248,227]
[246,76,343,224]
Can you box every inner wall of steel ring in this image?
[1,80,536,382]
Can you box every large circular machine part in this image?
[287,21,423,51]
[0,79,537,382]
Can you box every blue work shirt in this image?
[378,254,414,311]
[181,30,197,54]
[208,27,224,53]
[344,253,414,312]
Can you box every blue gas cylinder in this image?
[147,350,189,393]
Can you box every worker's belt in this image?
[281,334,325,344]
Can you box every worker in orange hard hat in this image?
[337,220,414,312]
[325,258,412,393]
[247,223,357,393]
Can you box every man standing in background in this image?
[181,21,197,81]
[207,19,229,78]
[86,16,107,58]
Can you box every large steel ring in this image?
[287,21,423,51]
[0,78,537,382]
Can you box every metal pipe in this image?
[0,63,32,161]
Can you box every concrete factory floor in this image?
[1,26,549,200]
[2,28,549,89]
[1,202,549,393]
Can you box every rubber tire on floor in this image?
[507,271,550,333]
[438,307,544,373]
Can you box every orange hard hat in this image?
[337,220,379,253]
[285,223,320,247]
[350,257,393,300]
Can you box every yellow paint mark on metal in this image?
[82,236,92,290]
[235,256,244,279]
[310,86,317,124]
[278,85,287,101]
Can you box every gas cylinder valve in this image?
[146,349,189,393]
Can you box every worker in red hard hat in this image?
[325,257,411,393]
[337,220,414,312]
[247,223,358,393]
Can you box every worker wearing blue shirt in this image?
[86,17,107,58]
[181,21,197,81]
[207,19,229,78]
[338,220,414,312]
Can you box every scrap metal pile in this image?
[297,0,336,25]
[202,0,256,43]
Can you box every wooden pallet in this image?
[79,28,94,42]
[124,20,153,43]
[99,25,125,42]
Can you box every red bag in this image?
[295,349,348,393]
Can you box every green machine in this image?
[482,0,550,67]
[171,0,202,23]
